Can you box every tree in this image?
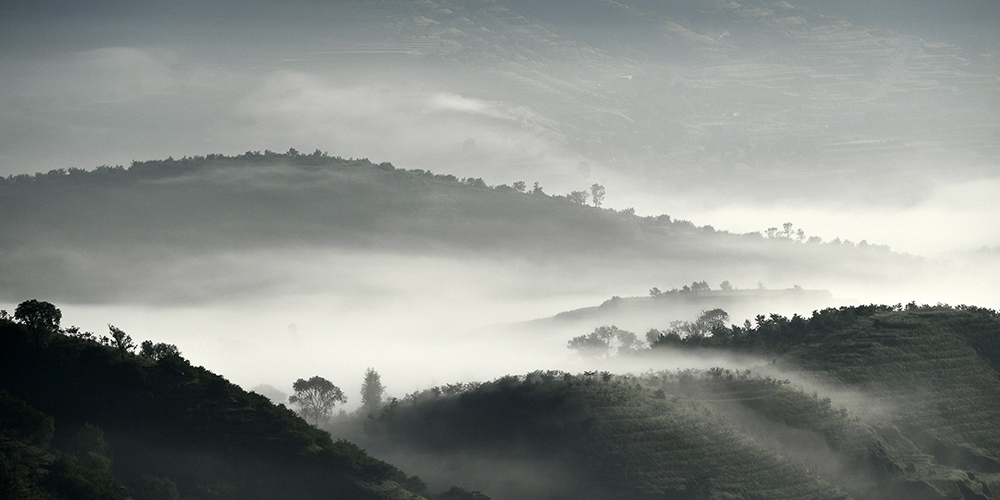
[360,368,385,414]
[568,327,615,357]
[14,299,61,346]
[139,340,181,361]
[695,308,730,335]
[719,280,733,291]
[649,287,662,297]
[590,183,606,207]
[512,180,526,193]
[567,190,589,205]
[289,376,346,426]
[108,325,135,362]
[567,325,644,357]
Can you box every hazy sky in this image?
[2,0,999,401]
[3,0,998,257]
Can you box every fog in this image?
[0,247,784,408]
[2,0,1000,410]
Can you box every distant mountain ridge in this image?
[0,151,920,304]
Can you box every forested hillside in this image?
[0,152,920,304]
[345,305,1000,500]
[0,315,462,500]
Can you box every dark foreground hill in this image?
[346,305,1000,500]
[0,318,452,500]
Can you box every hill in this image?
[0,152,921,305]
[343,305,1000,500]
[0,316,474,500]
[548,287,842,331]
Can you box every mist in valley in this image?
[2,1,1000,498]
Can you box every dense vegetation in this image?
[0,152,930,308]
[0,311,467,500]
[5,299,1000,500]
[358,371,856,500]
[0,151,908,256]
[354,305,1000,500]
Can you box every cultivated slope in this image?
[359,373,851,500]
[352,305,1000,500]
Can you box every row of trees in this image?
[463,178,607,208]
[287,368,386,426]
[649,280,735,297]
[570,303,995,357]
[757,222,892,251]
[566,309,731,357]
[4,299,180,362]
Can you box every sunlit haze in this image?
[2,0,999,405]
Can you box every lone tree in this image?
[568,325,644,357]
[108,325,135,362]
[14,299,61,346]
[289,376,346,426]
[360,368,385,414]
[590,183,606,207]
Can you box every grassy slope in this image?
[0,319,429,500]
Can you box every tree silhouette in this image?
[139,340,181,361]
[590,183,606,207]
[108,325,135,362]
[360,368,385,414]
[289,376,346,426]
[567,190,589,204]
[568,325,643,357]
[14,299,61,346]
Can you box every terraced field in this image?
[352,306,1000,500]
[783,308,1000,462]
[359,374,852,499]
